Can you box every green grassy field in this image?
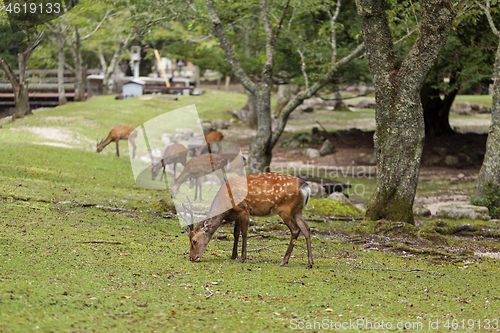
[1,92,500,332]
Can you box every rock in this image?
[227,109,249,123]
[328,192,352,205]
[161,133,174,146]
[423,156,442,166]
[286,149,302,157]
[289,140,301,149]
[450,101,473,115]
[444,155,459,166]
[307,182,327,198]
[354,203,365,212]
[436,204,490,221]
[457,173,465,179]
[413,206,431,217]
[363,153,377,165]
[355,99,377,109]
[319,140,335,156]
[175,128,194,141]
[432,146,448,157]
[477,104,491,113]
[303,148,320,159]
[213,119,228,130]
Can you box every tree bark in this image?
[243,88,257,129]
[73,26,85,101]
[474,40,500,203]
[56,33,67,105]
[333,89,349,111]
[99,38,128,95]
[274,83,291,117]
[355,0,455,224]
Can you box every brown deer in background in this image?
[151,143,188,181]
[97,126,137,158]
[183,173,313,268]
[195,130,224,156]
[170,153,230,202]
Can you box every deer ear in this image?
[185,223,194,234]
[203,219,211,231]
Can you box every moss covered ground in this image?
[1,93,500,332]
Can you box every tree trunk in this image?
[225,75,231,91]
[56,33,67,105]
[243,88,257,129]
[333,89,349,111]
[473,41,500,204]
[247,85,273,173]
[421,80,456,136]
[195,65,200,88]
[274,83,290,117]
[99,39,127,95]
[73,26,85,101]
[356,0,455,224]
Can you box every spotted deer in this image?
[97,126,137,158]
[151,143,188,181]
[170,153,230,202]
[182,173,313,268]
[195,130,224,156]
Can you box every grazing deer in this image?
[151,143,188,181]
[97,126,137,158]
[170,153,230,202]
[195,130,224,156]
[183,173,313,268]
[189,153,246,190]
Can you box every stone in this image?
[450,101,472,115]
[432,146,448,157]
[363,153,377,165]
[307,182,327,198]
[304,148,320,159]
[319,140,335,156]
[161,133,174,146]
[355,99,377,109]
[457,173,465,179]
[328,192,352,205]
[175,128,194,141]
[289,140,301,149]
[436,204,490,221]
[413,206,431,217]
[444,155,459,166]
[213,119,228,130]
[423,156,442,165]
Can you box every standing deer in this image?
[151,143,188,181]
[170,153,230,202]
[183,173,313,268]
[97,126,137,158]
[195,130,224,156]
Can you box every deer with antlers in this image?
[170,153,231,202]
[97,126,137,158]
[182,173,313,268]
[195,130,224,156]
[151,143,188,181]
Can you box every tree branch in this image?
[475,0,500,36]
[260,0,275,72]
[324,0,341,64]
[270,42,365,147]
[271,0,291,47]
[206,0,256,93]
[22,31,45,60]
[0,56,19,90]
[81,10,111,40]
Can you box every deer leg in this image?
[294,211,313,268]
[278,212,300,267]
[197,178,203,202]
[115,140,120,157]
[173,163,177,179]
[239,214,249,263]
[231,218,241,260]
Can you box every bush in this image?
[472,182,500,219]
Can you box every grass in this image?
[1,92,500,332]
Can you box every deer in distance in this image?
[151,143,188,181]
[97,125,137,158]
[195,130,224,156]
[170,153,231,202]
[182,172,314,268]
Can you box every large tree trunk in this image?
[356,0,455,224]
[247,85,273,173]
[99,39,127,95]
[274,83,290,117]
[421,80,456,136]
[473,41,500,205]
[243,88,257,129]
[56,33,67,105]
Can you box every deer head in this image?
[96,139,105,153]
[151,160,165,180]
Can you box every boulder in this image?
[307,182,327,198]
[175,128,194,141]
[423,156,442,166]
[363,153,377,165]
[444,155,459,166]
[303,148,320,159]
[355,99,377,109]
[413,206,431,217]
[436,204,490,221]
[328,192,352,205]
[450,101,473,115]
[319,140,336,156]
[213,119,228,130]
